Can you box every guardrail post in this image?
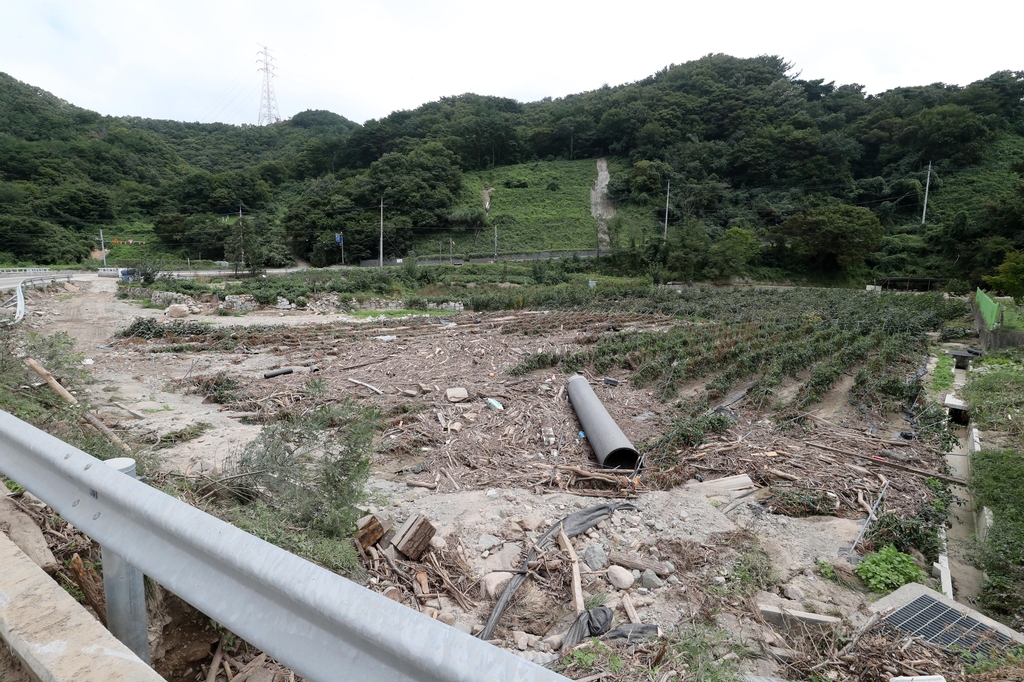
[101,457,150,663]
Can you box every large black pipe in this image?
[566,375,640,469]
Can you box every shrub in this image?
[855,545,925,592]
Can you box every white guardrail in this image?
[0,267,52,275]
[1,275,74,326]
[0,411,566,682]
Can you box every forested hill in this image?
[2,56,1024,287]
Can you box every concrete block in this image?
[759,604,841,629]
[0,532,163,681]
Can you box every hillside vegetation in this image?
[2,56,1024,286]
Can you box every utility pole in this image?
[100,228,107,266]
[256,45,280,126]
[921,161,932,224]
[340,232,344,265]
[379,198,384,268]
[238,205,244,273]
[663,179,671,242]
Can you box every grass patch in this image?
[153,422,212,449]
[971,447,1024,623]
[412,159,600,258]
[769,487,837,517]
[931,352,955,392]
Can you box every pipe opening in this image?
[602,447,640,470]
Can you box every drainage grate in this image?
[884,594,1012,656]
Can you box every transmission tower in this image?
[257,45,280,126]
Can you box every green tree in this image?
[984,251,1024,304]
[666,220,711,280]
[706,227,760,280]
[777,205,884,271]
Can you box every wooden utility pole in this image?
[379,198,384,268]
[921,161,932,224]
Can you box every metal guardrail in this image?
[0,411,566,682]
[1,275,74,326]
[0,267,52,275]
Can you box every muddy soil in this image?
[12,279,955,680]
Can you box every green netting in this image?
[977,288,1000,331]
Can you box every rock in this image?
[513,631,530,650]
[0,496,57,573]
[485,489,499,499]
[784,586,805,601]
[543,634,563,650]
[481,571,513,599]
[429,535,448,550]
[519,512,544,531]
[641,569,664,589]
[446,387,469,403]
[438,612,457,626]
[582,545,608,570]
[667,575,679,585]
[455,622,474,635]
[515,651,559,666]
[607,565,635,590]
[449,421,463,433]
[478,534,503,551]
[713,576,727,585]
[167,304,189,318]
[631,569,641,581]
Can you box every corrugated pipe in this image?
[566,375,640,469]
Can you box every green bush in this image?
[855,545,926,592]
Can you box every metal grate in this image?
[884,594,1012,656]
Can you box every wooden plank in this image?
[607,552,673,577]
[391,515,436,561]
[354,515,387,550]
[620,592,641,624]
[558,526,585,615]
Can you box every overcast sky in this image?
[2,1,1021,127]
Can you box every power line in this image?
[257,45,281,126]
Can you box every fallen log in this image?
[25,357,132,454]
[607,551,674,577]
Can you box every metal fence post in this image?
[101,457,150,663]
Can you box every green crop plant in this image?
[854,545,926,593]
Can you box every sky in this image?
[1,1,1021,127]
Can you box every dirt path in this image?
[481,187,494,213]
[590,158,614,251]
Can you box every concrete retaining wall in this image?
[0,532,162,682]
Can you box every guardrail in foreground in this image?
[0,411,566,682]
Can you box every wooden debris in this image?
[69,553,106,626]
[391,515,436,560]
[558,525,585,614]
[205,640,224,682]
[229,655,267,682]
[620,592,642,624]
[347,377,383,394]
[607,552,674,577]
[354,515,388,549]
[406,480,437,490]
[26,357,132,453]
